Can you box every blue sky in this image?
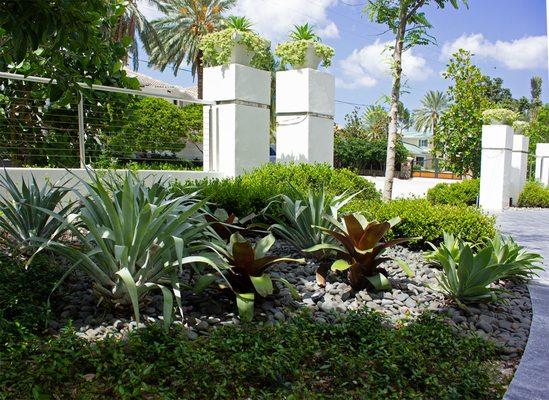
[137,0,548,124]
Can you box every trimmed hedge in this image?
[0,313,503,399]
[426,179,480,206]
[345,199,496,246]
[174,163,380,217]
[518,181,549,208]
[334,136,408,172]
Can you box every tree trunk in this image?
[197,50,204,100]
[382,7,407,202]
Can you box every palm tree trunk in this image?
[383,7,407,202]
[197,51,204,100]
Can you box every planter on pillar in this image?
[535,143,549,185]
[275,68,334,165]
[479,125,513,212]
[510,134,529,206]
[202,64,271,177]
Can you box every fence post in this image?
[77,94,86,168]
[479,125,513,211]
[202,64,271,177]
[275,68,335,165]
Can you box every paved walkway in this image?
[499,209,549,400]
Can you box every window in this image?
[415,157,425,166]
[419,139,429,148]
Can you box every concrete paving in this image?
[499,209,549,400]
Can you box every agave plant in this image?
[483,233,543,280]
[305,214,414,291]
[224,15,253,32]
[33,171,208,329]
[431,242,517,307]
[190,233,304,321]
[425,232,472,267]
[0,172,74,255]
[267,187,357,256]
[290,23,320,41]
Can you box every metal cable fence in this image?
[0,72,211,170]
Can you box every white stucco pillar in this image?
[202,64,271,177]
[510,134,530,205]
[479,125,513,212]
[535,143,549,185]
[275,68,334,165]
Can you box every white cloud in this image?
[138,0,340,42]
[337,40,433,89]
[441,34,548,70]
[231,0,340,41]
[138,0,163,20]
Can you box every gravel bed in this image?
[48,241,532,365]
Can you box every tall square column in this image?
[202,64,271,177]
[535,143,549,185]
[510,134,529,205]
[479,125,513,212]
[275,69,334,165]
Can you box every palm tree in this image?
[413,91,449,134]
[148,0,236,99]
[111,0,164,70]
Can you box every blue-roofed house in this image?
[402,130,434,169]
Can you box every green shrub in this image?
[0,312,504,399]
[345,199,496,247]
[174,163,380,217]
[427,179,480,206]
[518,181,549,208]
[334,136,408,172]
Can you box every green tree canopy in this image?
[434,50,492,178]
[107,98,203,155]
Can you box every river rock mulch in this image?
[47,241,531,373]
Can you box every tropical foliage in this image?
[149,0,236,98]
[192,233,303,321]
[428,232,542,306]
[266,187,357,268]
[413,90,449,133]
[305,214,414,291]
[434,50,492,178]
[275,24,334,68]
[199,16,272,70]
[32,171,207,329]
[0,173,73,255]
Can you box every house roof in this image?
[404,142,430,156]
[402,129,432,140]
[124,67,199,102]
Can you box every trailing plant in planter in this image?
[482,108,519,125]
[275,23,335,69]
[199,15,272,69]
[512,120,530,134]
[305,214,415,291]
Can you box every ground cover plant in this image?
[0,312,505,400]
